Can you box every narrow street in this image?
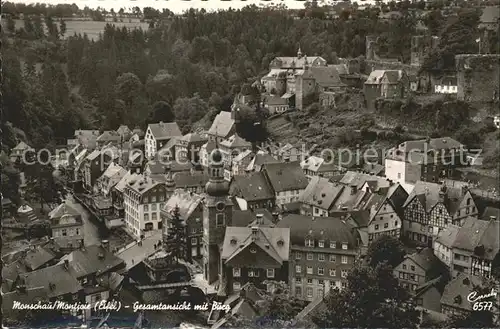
[65,194,103,246]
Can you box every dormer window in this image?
[250,248,257,254]
[318,240,325,247]
[330,241,336,249]
[233,267,241,277]
[342,243,348,250]
[305,239,314,247]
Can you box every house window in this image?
[329,269,336,277]
[307,266,313,274]
[62,229,67,236]
[295,277,302,284]
[295,287,302,296]
[341,256,348,264]
[267,269,275,278]
[329,255,336,262]
[341,270,348,278]
[152,204,157,211]
[342,243,348,250]
[384,223,388,229]
[306,287,313,298]
[248,269,259,277]
[144,214,149,221]
[191,228,197,234]
[375,224,379,230]
[318,268,324,276]
[152,213,157,221]
[191,237,197,245]
[330,241,336,249]
[233,282,241,291]
[307,253,313,260]
[296,265,301,273]
[318,254,325,262]
[305,239,314,247]
[151,196,157,203]
[233,268,241,277]
[144,205,149,212]
[76,228,80,235]
[403,264,407,270]
[411,265,415,271]
[318,240,325,247]
[295,252,302,260]
[216,213,225,227]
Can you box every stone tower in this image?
[165,163,175,199]
[365,35,378,60]
[456,54,500,102]
[202,146,233,284]
[276,71,287,96]
[295,57,316,110]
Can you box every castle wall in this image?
[411,35,440,67]
[456,54,500,102]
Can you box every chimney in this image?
[102,239,110,251]
[439,185,448,204]
[251,227,259,240]
[64,259,69,270]
[256,213,264,224]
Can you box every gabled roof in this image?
[126,175,164,196]
[365,70,405,85]
[435,224,460,248]
[86,150,101,161]
[299,176,344,211]
[335,171,392,190]
[233,149,253,163]
[263,161,308,193]
[48,202,80,220]
[116,125,131,136]
[163,190,204,220]
[220,133,251,150]
[272,55,326,69]
[114,172,141,193]
[453,217,500,260]
[221,226,290,264]
[278,214,360,248]
[208,111,235,138]
[180,132,207,144]
[309,66,346,88]
[404,247,444,276]
[148,122,182,140]
[2,287,48,313]
[481,206,500,221]
[246,152,279,171]
[97,130,122,143]
[230,172,275,202]
[24,247,57,271]
[12,141,33,151]
[403,181,463,213]
[232,209,274,228]
[21,263,82,298]
[480,6,500,24]
[440,273,482,311]
[264,95,288,106]
[61,245,125,278]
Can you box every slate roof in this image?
[86,150,101,161]
[48,202,80,220]
[330,64,349,75]
[480,6,500,24]
[2,287,48,313]
[335,171,392,190]
[126,175,164,196]
[159,136,180,152]
[300,155,339,173]
[61,245,125,278]
[12,141,33,150]
[272,56,326,69]
[2,260,27,292]
[264,95,289,106]
[246,152,280,171]
[440,273,482,311]
[481,206,500,220]
[173,171,210,188]
[299,176,344,210]
[220,133,251,150]
[146,161,192,175]
[406,247,444,277]
[114,172,141,193]
[208,111,235,138]
[116,125,131,136]
[221,226,290,264]
[345,210,371,228]
[21,263,82,299]
[397,137,463,153]
[97,130,122,143]
[403,181,463,213]
[163,190,203,220]
[435,224,460,248]
[233,149,253,163]
[24,247,57,271]
[180,132,207,144]
[309,66,346,88]
[453,217,500,260]
[232,210,274,228]
[263,161,308,193]
[277,214,360,248]
[230,172,275,202]
[365,70,404,85]
[148,122,182,140]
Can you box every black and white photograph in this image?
[1,0,499,328]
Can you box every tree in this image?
[6,15,16,33]
[164,205,186,263]
[147,101,175,124]
[366,235,406,268]
[312,264,420,329]
[59,19,66,38]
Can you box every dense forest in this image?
[1,1,499,152]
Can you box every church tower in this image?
[202,146,233,284]
[165,163,176,199]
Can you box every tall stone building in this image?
[202,147,233,284]
[410,35,440,67]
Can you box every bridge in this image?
[136,280,194,291]
[116,231,163,271]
